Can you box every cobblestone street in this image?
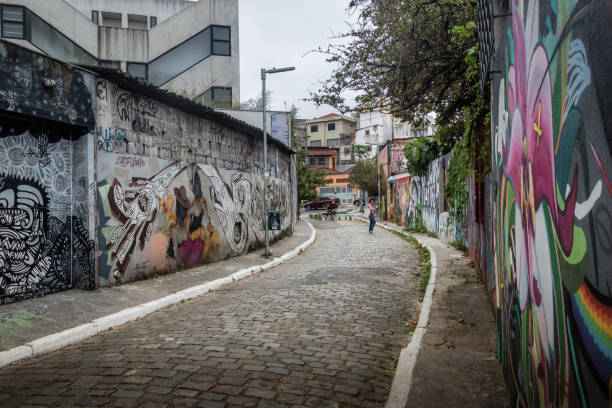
[0,220,421,408]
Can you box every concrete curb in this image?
[0,220,317,369]
[354,217,438,408]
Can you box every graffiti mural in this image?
[98,154,291,284]
[0,129,94,304]
[489,0,612,405]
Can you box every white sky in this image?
[238,1,358,119]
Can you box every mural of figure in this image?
[0,178,51,296]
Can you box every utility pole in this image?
[261,66,295,258]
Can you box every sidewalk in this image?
[0,220,313,354]
[356,217,509,407]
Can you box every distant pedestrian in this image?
[366,198,377,233]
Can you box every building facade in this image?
[305,113,356,150]
[0,0,239,107]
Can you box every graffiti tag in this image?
[115,156,145,168]
[96,127,127,152]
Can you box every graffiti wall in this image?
[95,81,294,285]
[489,0,612,405]
[0,42,96,304]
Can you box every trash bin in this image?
[268,210,281,230]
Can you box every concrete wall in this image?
[488,0,612,405]
[0,42,96,304]
[66,0,193,25]
[94,79,293,286]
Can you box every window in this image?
[92,10,99,25]
[317,157,327,165]
[29,12,98,65]
[344,148,351,155]
[366,145,372,152]
[127,62,147,79]
[212,26,230,56]
[310,125,318,133]
[327,123,336,131]
[101,11,122,28]
[327,139,339,147]
[411,128,427,138]
[365,130,370,136]
[197,87,232,108]
[150,16,157,28]
[309,140,321,147]
[308,157,315,165]
[148,25,230,86]
[128,14,147,30]
[2,6,25,39]
[98,60,120,69]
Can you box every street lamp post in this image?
[261,66,295,258]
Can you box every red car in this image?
[303,196,340,210]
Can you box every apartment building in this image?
[305,113,357,149]
[0,0,239,107]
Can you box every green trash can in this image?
[268,210,281,230]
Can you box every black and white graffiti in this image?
[0,177,52,297]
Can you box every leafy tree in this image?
[353,144,368,160]
[297,150,325,201]
[403,137,440,177]
[349,158,383,196]
[313,0,491,223]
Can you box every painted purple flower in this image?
[503,0,579,389]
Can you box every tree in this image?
[349,158,383,196]
[312,0,490,222]
[296,150,325,201]
[240,90,273,110]
[353,144,368,160]
[310,0,487,152]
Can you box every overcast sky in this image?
[238,1,357,120]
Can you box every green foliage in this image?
[403,138,440,177]
[445,137,470,222]
[349,158,383,196]
[296,150,325,201]
[353,144,368,160]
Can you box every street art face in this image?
[0,177,50,295]
[0,131,94,304]
[101,158,289,281]
[492,0,612,405]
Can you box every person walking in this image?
[366,198,377,233]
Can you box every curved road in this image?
[0,220,421,408]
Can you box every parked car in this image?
[303,196,340,210]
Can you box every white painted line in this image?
[27,323,99,356]
[0,220,318,368]
[0,346,32,368]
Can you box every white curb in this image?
[27,323,99,356]
[354,217,438,408]
[0,220,317,369]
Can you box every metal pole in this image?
[377,145,380,219]
[261,68,271,257]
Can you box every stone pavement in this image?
[406,234,509,408]
[0,221,313,352]
[0,219,422,407]
[356,217,509,407]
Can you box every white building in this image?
[356,110,437,159]
[392,112,437,139]
[0,0,239,107]
[355,110,393,159]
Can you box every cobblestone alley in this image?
[0,220,422,407]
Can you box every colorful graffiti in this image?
[98,155,291,284]
[490,0,612,405]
